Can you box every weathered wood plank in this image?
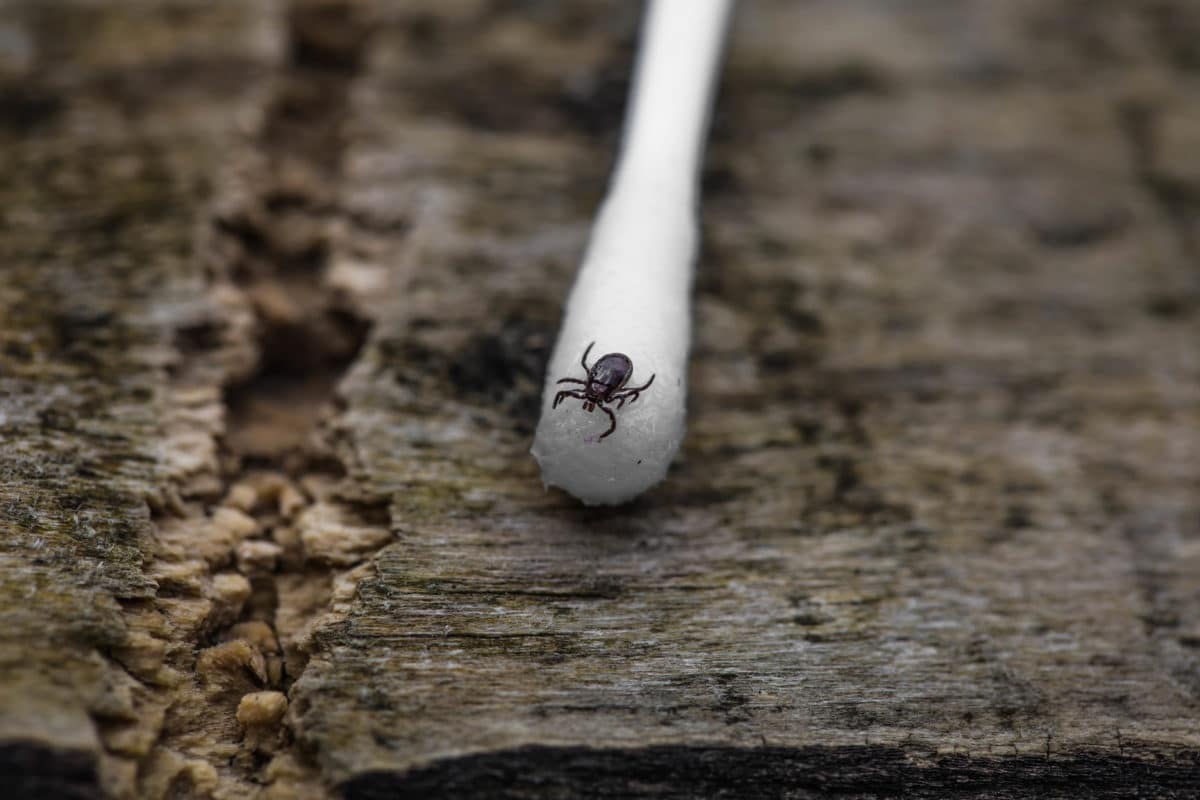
[0,1,284,797]
[2,0,1199,798]
[288,0,1200,795]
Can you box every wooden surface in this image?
[1,0,1198,797]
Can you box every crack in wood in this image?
[90,1,390,796]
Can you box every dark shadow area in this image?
[342,744,1200,800]
[0,742,98,800]
[448,316,556,435]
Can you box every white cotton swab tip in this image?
[531,202,695,505]
[531,0,733,505]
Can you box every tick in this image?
[552,342,656,440]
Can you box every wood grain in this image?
[1,0,1198,797]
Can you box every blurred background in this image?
[1,1,1198,798]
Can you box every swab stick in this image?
[531,0,734,505]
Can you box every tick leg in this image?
[556,377,586,386]
[581,341,595,372]
[554,390,585,409]
[622,373,656,393]
[597,404,617,440]
[611,387,645,405]
[614,393,642,408]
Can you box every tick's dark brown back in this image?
[589,353,633,395]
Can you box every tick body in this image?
[552,342,656,440]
